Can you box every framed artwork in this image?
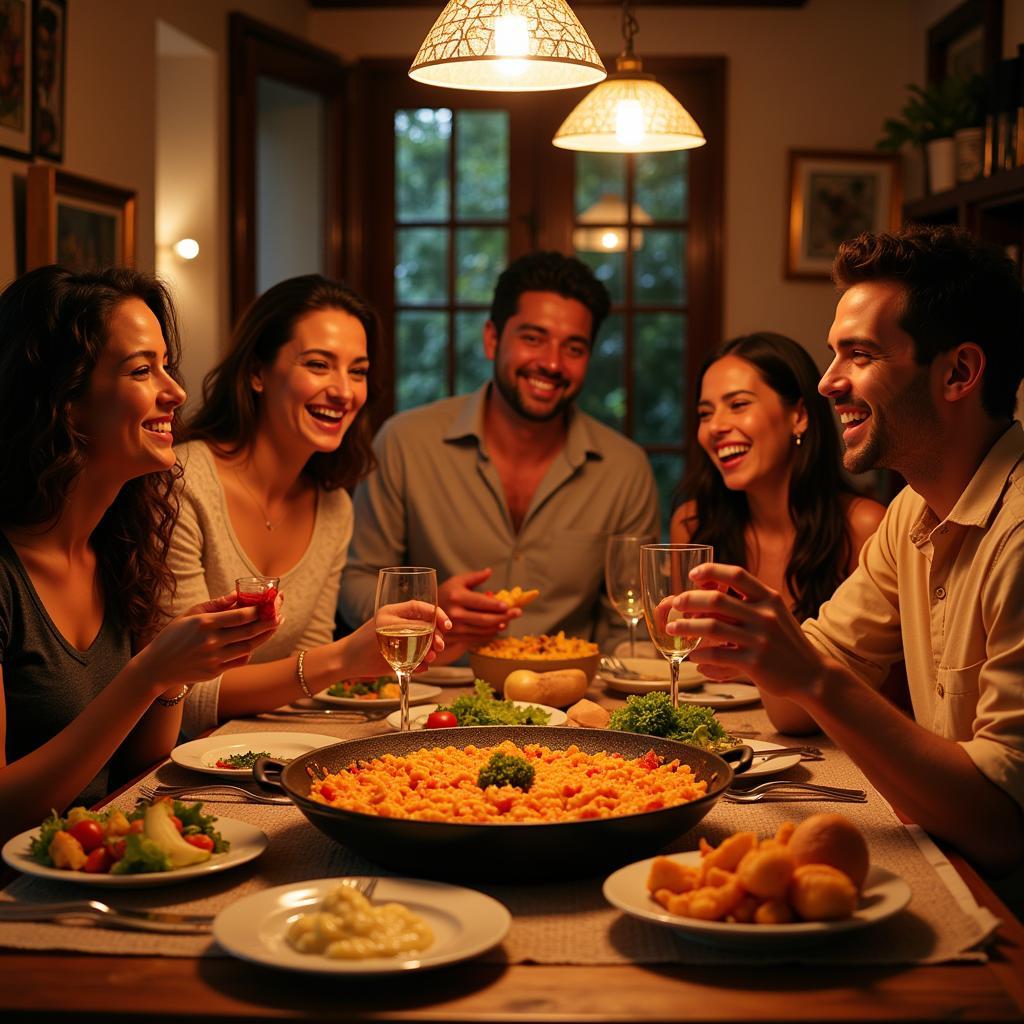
[927,0,1002,85]
[0,0,33,159]
[26,165,136,271]
[785,150,902,281]
[32,0,65,161]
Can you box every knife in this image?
[0,899,213,932]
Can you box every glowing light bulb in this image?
[614,99,645,147]
[494,13,529,78]
[601,231,620,250]
[172,238,200,261]
[494,14,529,57]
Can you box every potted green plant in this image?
[877,75,985,193]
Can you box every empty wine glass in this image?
[640,544,713,707]
[374,567,438,732]
[604,534,654,658]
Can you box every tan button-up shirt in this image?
[803,422,1024,811]
[338,384,660,648]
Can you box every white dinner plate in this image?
[313,681,442,710]
[214,876,511,974]
[418,666,475,686]
[730,739,802,779]
[603,669,761,708]
[170,732,340,777]
[600,657,704,694]
[2,817,268,888]
[603,852,911,948]
[385,701,567,731]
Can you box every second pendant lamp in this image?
[553,0,706,153]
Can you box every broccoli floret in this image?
[477,751,535,791]
[608,692,732,747]
[608,692,679,737]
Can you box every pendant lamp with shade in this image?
[409,0,606,92]
[553,0,706,153]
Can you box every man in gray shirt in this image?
[338,252,659,658]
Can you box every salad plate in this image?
[214,876,510,973]
[418,665,475,685]
[313,681,442,710]
[729,739,802,779]
[603,852,911,948]
[170,732,339,777]
[385,701,567,731]
[2,817,267,888]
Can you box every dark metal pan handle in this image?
[253,756,287,792]
[720,744,755,774]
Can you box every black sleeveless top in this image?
[0,531,132,807]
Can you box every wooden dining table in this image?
[1,675,1023,1023]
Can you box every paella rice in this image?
[307,740,708,823]
[474,632,598,659]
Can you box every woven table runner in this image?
[0,704,1001,965]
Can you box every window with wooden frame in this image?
[235,53,724,522]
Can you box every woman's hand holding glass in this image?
[136,591,282,692]
[374,568,438,732]
[339,602,451,679]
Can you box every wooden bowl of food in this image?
[468,633,600,697]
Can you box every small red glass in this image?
[235,576,280,620]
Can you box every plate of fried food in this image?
[603,814,911,947]
[314,678,442,710]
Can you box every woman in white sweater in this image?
[170,276,448,734]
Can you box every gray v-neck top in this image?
[0,530,132,807]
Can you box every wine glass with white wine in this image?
[605,534,654,658]
[374,567,438,732]
[640,544,713,708]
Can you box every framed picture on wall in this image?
[32,0,65,161]
[785,150,902,281]
[927,0,1002,85]
[0,0,33,159]
[26,165,136,271]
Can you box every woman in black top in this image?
[0,266,280,839]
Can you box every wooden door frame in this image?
[228,13,348,323]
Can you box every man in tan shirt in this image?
[669,225,1024,878]
[339,252,659,656]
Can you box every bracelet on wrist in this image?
[296,649,312,699]
[155,684,189,707]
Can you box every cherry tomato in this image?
[82,847,113,873]
[68,819,105,853]
[128,819,145,834]
[184,834,214,852]
[107,839,127,862]
[424,710,458,729]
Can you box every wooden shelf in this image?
[904,165,1024,221]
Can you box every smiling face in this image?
[72,297,186,480]
[251,307,369,455]
[820,281,939,475]
[696,354,806,492]
[484,291,592,423]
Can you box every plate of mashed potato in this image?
[213,876,511,973]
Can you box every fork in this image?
[723,789,866,803]
[0,899,213,933]
[138,783,291,805]
[730,779,864,796]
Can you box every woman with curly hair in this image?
[0,266,280,837]
[171,275,448,733]
[672,332,884,622]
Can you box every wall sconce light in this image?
[172,238,200,261]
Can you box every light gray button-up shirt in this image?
[338,384,660,649]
